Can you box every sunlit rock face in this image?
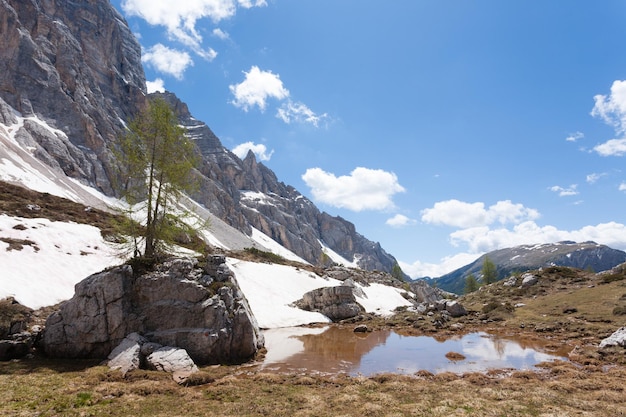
[0,0,146,194]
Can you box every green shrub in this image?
[601,273,626,284]
[244,247,286,264]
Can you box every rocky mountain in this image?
[0,0,398,272]
[428,241,626,294]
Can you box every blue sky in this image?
[111,0,626,278]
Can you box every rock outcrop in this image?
[0,297,40,361]
[43,257,264,364]
[0,0,146,194]
[294,286,365,321]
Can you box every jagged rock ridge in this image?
[428,241,626,294]
[0,0,399,272]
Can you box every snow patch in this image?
[0,215,121,309]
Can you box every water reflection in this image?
[261,327,569,376]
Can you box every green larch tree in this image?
[114,96,200,259]
[481,256,498,285]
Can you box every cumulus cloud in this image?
[142,44,192,79]
[302,167,405,212]
[386,214,417,228]
[420,199,539,229]
[591,80,626,133]
[591,80,626,156]
[594,138,626,156]
[276,100,329,127]
[229,67,329,126]
[122,0,265,49]
[231,141,274,162]
[146,78,165,94]
[549,184,579,197]
[619,182,626,192]
[229,66,290,112]
[565,131,584,142]
[449,221,626,254]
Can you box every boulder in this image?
[599,327,626,348]
[43,257,264,365]
[146,346,198,376]
[445,301,468,318]
[107,332,146,375]
[295,285,364,321]
[409,280,443,304]
[520,273,539,288]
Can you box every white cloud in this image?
[121,0,264,44]
[142,44,192,79]
[212,28,230,40]
[594,138,626,156]
[449,221,626,255]
[386,214,417,228]
[549,184,578,197]
[229,66,290,112]
[302,167,405,212]
[565,131,584,142]
[231,141,274,162]
[591,80,626,156]
[238,0,267,7]
[591,80,626,134]
[146,78,165,94]
[420,199,539,229]
[276,100,329,127]
[619,182,626,192]
[399,252,479,279]
[586,172,606,184]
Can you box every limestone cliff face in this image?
[0,0,146,193]
[0,1,401,273]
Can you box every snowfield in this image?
[0,214,121,309]
[228,258,413,328]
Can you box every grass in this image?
[1,358,625,416]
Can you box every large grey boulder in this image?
[295,285,364,321]
[43,257,264,364]
[409,280,444,304]
[107,332,146,375]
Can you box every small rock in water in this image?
[353,325,369,333]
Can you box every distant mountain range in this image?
[0,0,398,273]
[422,241,626,294]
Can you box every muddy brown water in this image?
[260,326,570,376]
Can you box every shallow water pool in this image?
[260,326,570,376]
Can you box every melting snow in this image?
[0,215,121,309]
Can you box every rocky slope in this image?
[428,241,626,294]
[0,0,399,272]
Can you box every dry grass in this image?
[2,358,626,417]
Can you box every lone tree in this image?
[481,256,498,285]
[464,273,480,294]
[114,96,200,259]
